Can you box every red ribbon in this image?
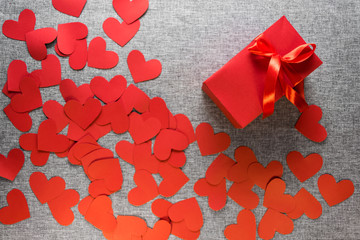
[248,34,316,119]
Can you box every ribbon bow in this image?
[248,33,316,119]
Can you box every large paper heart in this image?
[85,195,117,232]
[64,98,102,130]
[7,59,30,92]
[128,169,158,206]
[10,75,43,113]
[29,172,66,204]
[247,160,283,190]
[288,188,322,220]
[0,148,24,181]
[103,17,140,47]
[295,105,327,142]
[227,146,258,183]
[52,0,87,17]
[258,209,294,240]
[153,129,189,160]
[57,22,88,55]
[59,78,94,104]
[158,163,189,197]
[88,37,118,69]
[263,178,296,213]
[25,28,57,61]
[205,153,235,185]
[37,119,71,153]
[127,50,162,83]
[286,151,323,182]
[113,0,149,24]
[0,189,30,225]
[128,113,161,144]
[227,180,259,210]
[194,178,227,211]
[90,75,127,103]
[47,189,80,226]
[3,104,32,132]
[143,220,171,240]
[168,197,203,232]
[43,100,70,133]
[2,9,36,41]
[31,54,62,87]
[318,174,354,207]
[195,122,231,156]
[224,209,256,240]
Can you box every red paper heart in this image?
[128,169,158,206]
[2,9,36,41]
[128,113,161,144]
[120,84,150,114]
[263,178,296,213]
[142,97,170,129]
[151,198,172,219]
[81,148,114,175]
[103,17,140,47]
[78,195,94,216]
[171,221,201,240]
[295,105,327,142]
[143,220,171,240]
[318,174,354,207]
[43,100,70,133]
[90,75,127,103]
[3,104,32,132]
[52,0,87,17]
[168,197,203,232]
[2,82,18,98]
[158,163,189,197]
[167,151,186,168]
[57,22,88,55]
[29,172,66,204]
[133,141,160,174]
[205,153,235,185]
[102,215,148,239]
[247,160,283,190]
[288,188,322,220]
[127,50,162,83]
[25,28,57,61]
[0,189,30,225]
[19,133,50,166]
[68,38,87,70]
[0,149,24,181]
[60,79,94,104]
[174,114,195,144]
[195,122,231,156]
[286,151,323,183]
[96,102,129,134]
[115,140,134,164]
[154,129,189,160]
[88,37,118,69]
[47,189,80,226]
[85,195,117,232]
[10,75,43,113]
[113,0,149,24]
[227,146,258,183]
[194,178,227,211]
[227,180,259,210]
[7,60,30,92]
[258,209,294,240]
[31,54,62,87]
[88,180,113,197]
[37,119,71,152]
[224,209,256,240]
[64,98,102,130]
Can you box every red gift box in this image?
[202,16,322,129]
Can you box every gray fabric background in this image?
[0,0,359,239]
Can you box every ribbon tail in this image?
[262,55,281,119]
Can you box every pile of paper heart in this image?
[0,1,355,240]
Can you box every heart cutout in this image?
[103,17,140,47]
[57,22,88,55]
[227,180,259,210]
[120,84,150,114]
[227,146,258,183]
[318,174,354,207]
[158,163,189,197]
[127,50,162,83]
[153,129,189,160]
[96,102,129,134]
[2,9,35,41]
[60,79,94,104]
[25,28,57,61]
[174,114,195,144]
[128,113,161,144]
[142,97,170,129]
[29,172,66,204]
[52,0,87,17]
[3,104,32,132]
[247,160,283,190]
[88,37,118,69]
[194,178,227,211]
[143,220,171,240]
[288,188,322,220]
[113,0,149,24]
[0,149,24,181]
[287,151,323,182]
[258,209,294,240]
[37,119,71,153]
[85,195,117,232]
[151,199,173,219]
[295,105,327,142]
[90,75,127,103]
[205,153,235,185]
[68,38,88,70]
[263,178,296,213]
[7,60,30,92]
[128,169,158,206]
[0,189,30,225]
[31,54,62,87]
[43,100,70,133]
[196,122,231,156]
[133,141,160,174]
[102,215,148,239]
[115,140,134,165]
[224,209,256,240]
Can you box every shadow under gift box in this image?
[202,16,322,129]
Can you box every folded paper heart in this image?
[0,148,24,181]
[68,39,88,70]
[19,133,50,166]
[103,18,140,47]
[120,84,150,114]
[2,9,36,41]
[52,0,87,17]
[224,209,256,240]
[0,189,30,225]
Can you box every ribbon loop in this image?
[248,34,315,118]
